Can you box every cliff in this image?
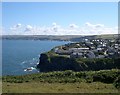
[37,52,120,72]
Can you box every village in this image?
[54,38,120,59]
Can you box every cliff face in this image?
[39,53,50,64]
[37,53,120,72]
[37,53,80,72]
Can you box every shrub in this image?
[75,72,86,78]
[2,69,119,84]
[113,75,120,89]
[64,70,74,77]
[93,70,118,83]
[85,76,93,83]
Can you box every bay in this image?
[2,40,69,76]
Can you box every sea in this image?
[2,40,69,76]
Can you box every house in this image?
[54,37,119,59]
[107,46,115,53]
[97,55,105,58]
[54,48,59,53]
[69,48,89,53]
[56,50,72,55]
[114,44,119,49]
[70,52,83,58]
[86,51,96,58]
[90,46,95,50]
[97,48,102,51]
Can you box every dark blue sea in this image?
[2,40,69,76]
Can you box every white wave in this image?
[24,67,36,72]
[36,62,39,65]
[32,58,35,60]
[21,61,27,64]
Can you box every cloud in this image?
[95,24,104,28]
[25,25,33,31]
[85,22,104,28]
[51,22,61,32]
[10,23,22,30]
[85,22,93,27]
[52,23,58,32]
[7,22,118,35]
[16,23,21,28]
[69,24,79,28]
[82,22,109,35]
[52,22,57,27]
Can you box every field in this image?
[2,69,120,93]
[2,82,119,93]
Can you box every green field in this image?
[2,69,120,93]
[2,82,119,93]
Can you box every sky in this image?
[2,2,118,35]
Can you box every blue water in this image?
[2,40,69,76]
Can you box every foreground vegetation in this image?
[3,82,119,93]
[3,69,119,84]
[2,69,120,93]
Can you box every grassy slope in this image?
[2,69,120,93]
[3,82,119,93]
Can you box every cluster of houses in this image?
[54,38,120,59]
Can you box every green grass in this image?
[3,82,119,93]
[2,69,120,93]
[96,34,118,39]
[3,69,119,84]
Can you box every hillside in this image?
[37,36,120,72]
[2,69,120,93]
[1,34,119,41]
[38,52,120,72]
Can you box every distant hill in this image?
[1,35,82,41]
[1,34,119,41]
